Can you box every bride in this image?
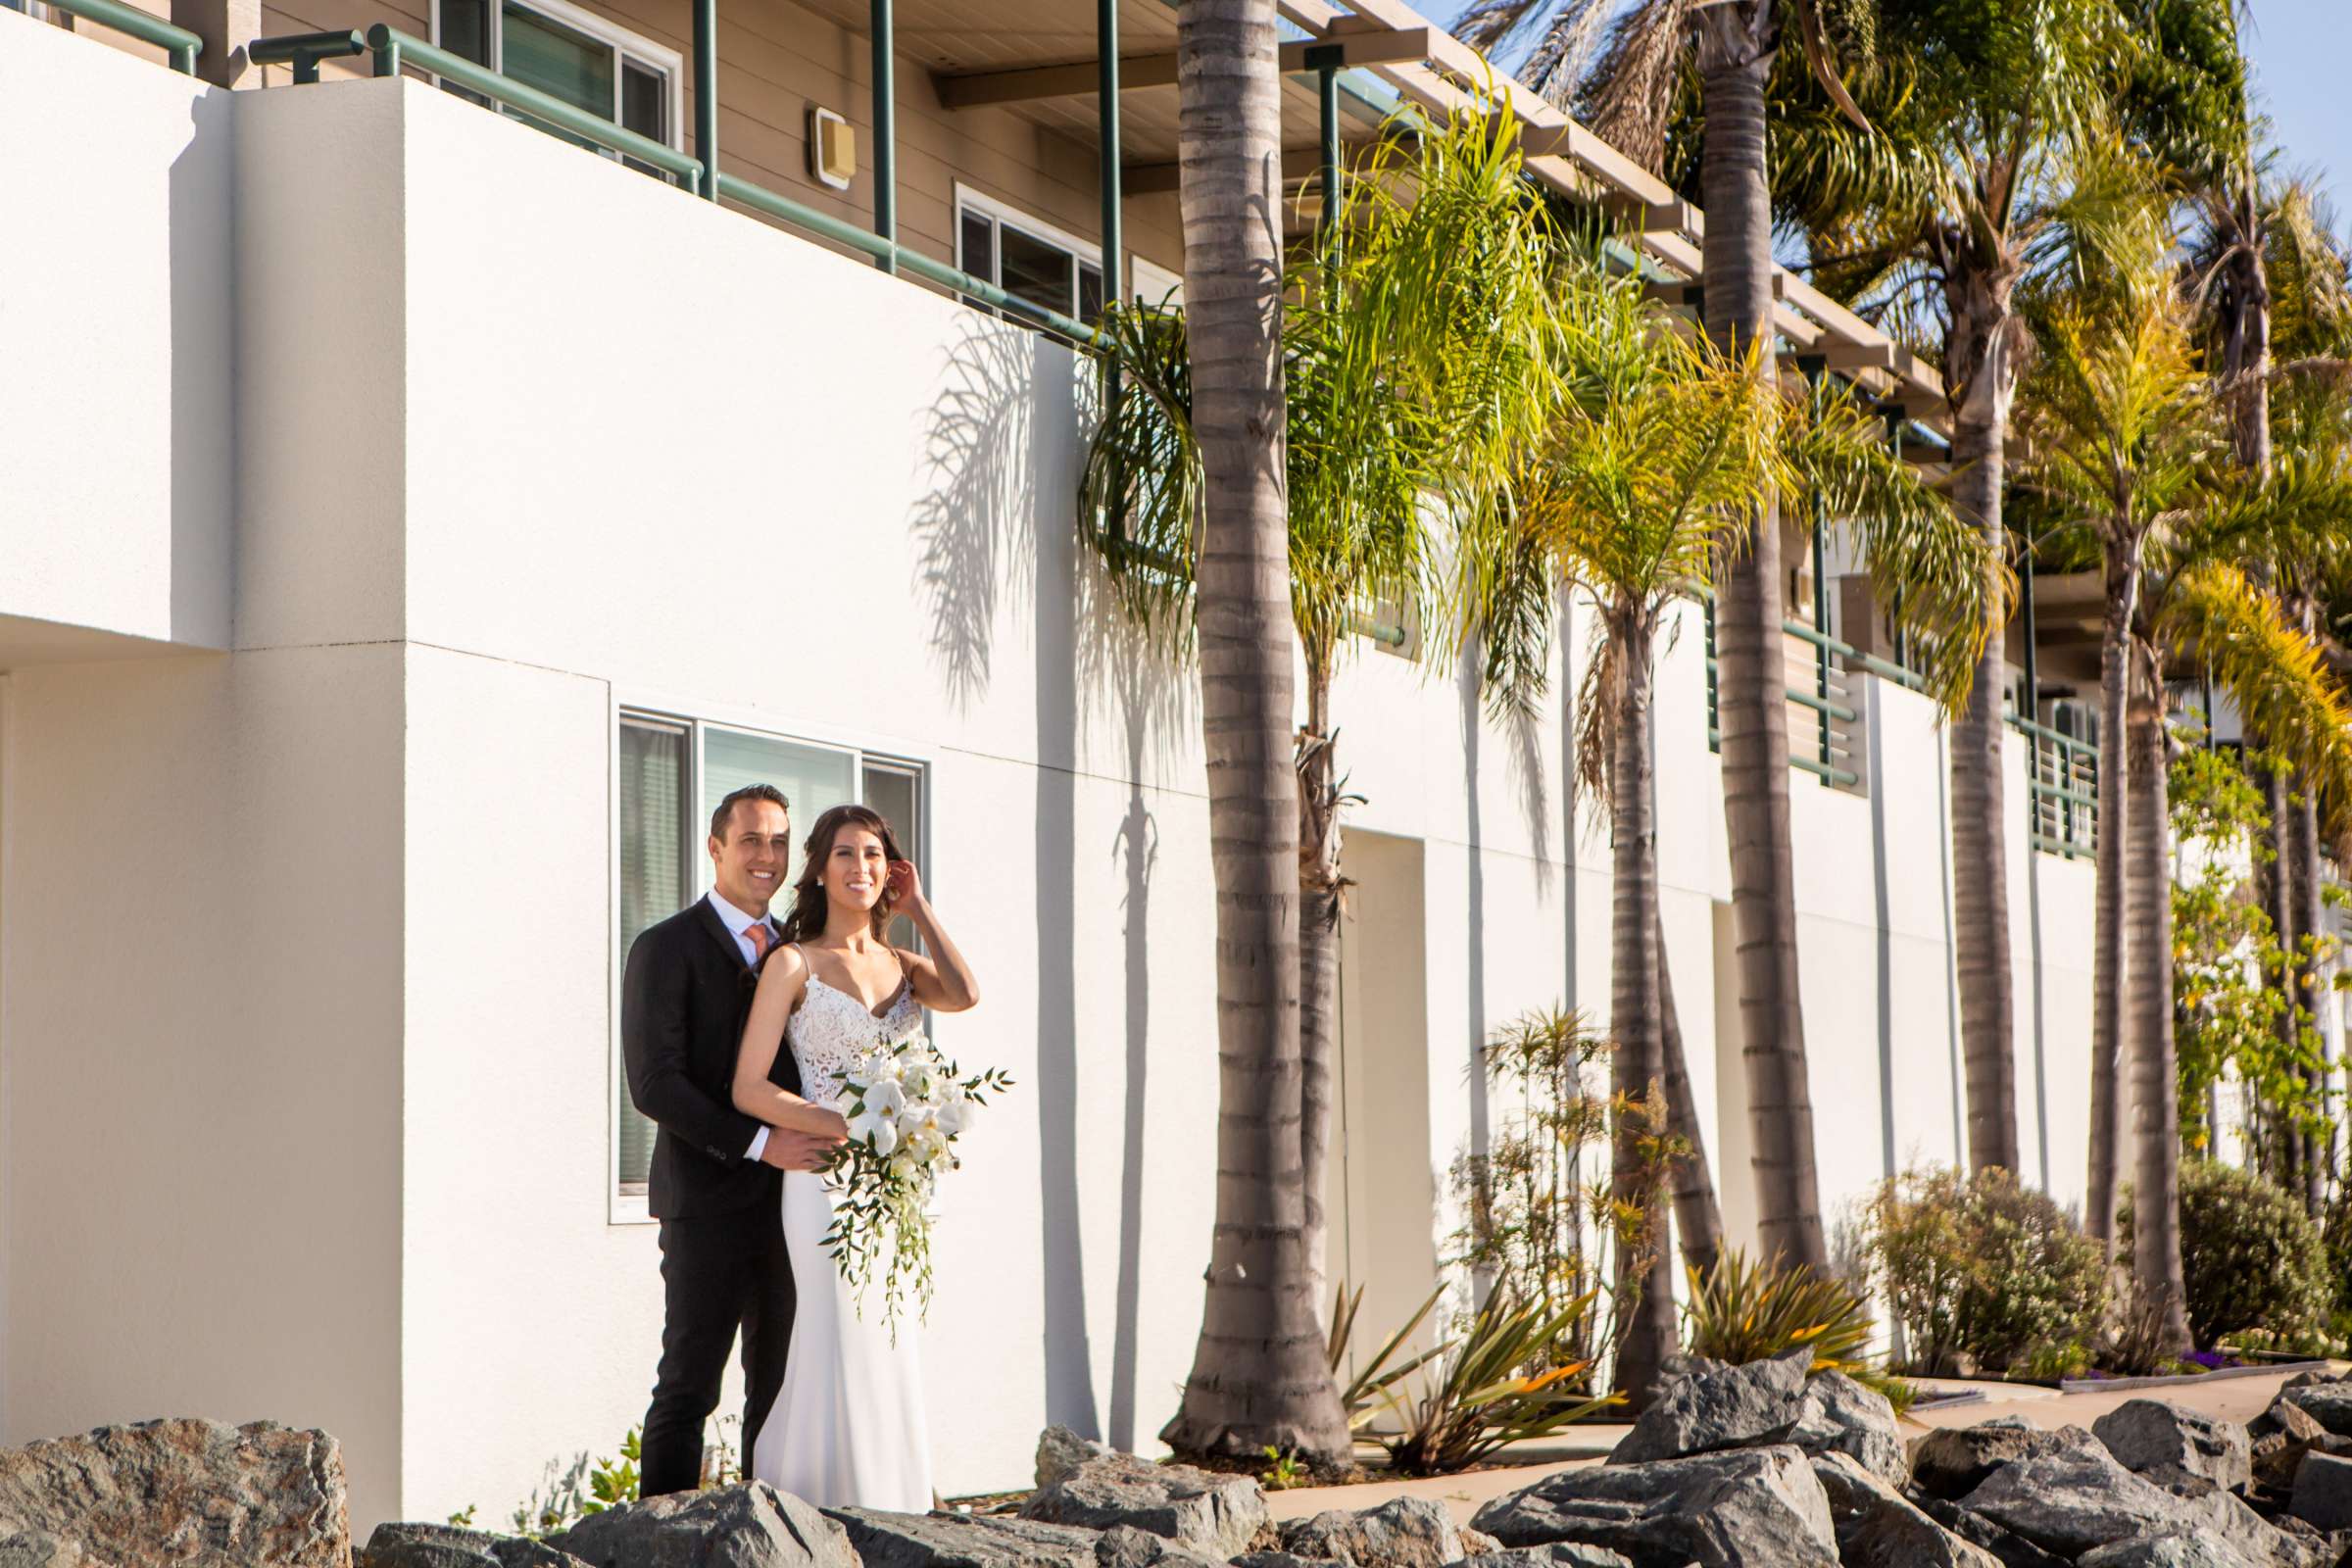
[731,803,981,1510]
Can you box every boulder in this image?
[1909,1422,2088,1502]
[2074,1532,2264,1568]
[0,1418,349,1567]
[362,1522,591,1567]
[552,1484,856,1568]
[1471,1444,1837,1568]
[1604,1347,1815,1467]
[1807,1452,1998,1568]
[0,1532,83,1568]
[2283,1383,2352,1440]
[2090,1400,2252,1491]
[1453,1529,1501,1558]
[1019,1455,1264,1560]
[1912,1497,2072,1568]
[1280,1498,1466,1568]
[1446,1550,1634,1568]
[835,1509,1105,1568]
[1955,1439,2192,1557]
[1788,1374,1904,1485]
[2292,1449,2352,1532]
[1039,1429,1115,1491]
[1958,1442,2319,1566]
[1093,1525,1223,1568]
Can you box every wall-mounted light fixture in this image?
[808,106,856,190]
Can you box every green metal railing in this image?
[1698,587,2100,857]
[240,24,1106,347]
[12,0,202,72]
[1700,597,1864,790]
[2016,712,2099,860]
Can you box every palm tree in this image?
[1155,0,1348,1462]
[1450,0,1879,1272]
[1509,266,1996,1403]
[1779,0,2128,1185]
[1085,98,1558,1458]
[2016,195,2352,1344]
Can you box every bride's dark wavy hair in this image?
[778,803,907,944]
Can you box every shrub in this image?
[1683,1248,1874,1374]
[2124,1160,2332,1349]
[1863,1166,2107,1375]
[1381,1283,1619,1476]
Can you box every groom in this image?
[622,782,841,1496]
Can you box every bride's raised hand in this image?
[885,858,924,909]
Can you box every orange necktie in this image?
[745,922,772,964]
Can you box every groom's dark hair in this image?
[710,783,790,843]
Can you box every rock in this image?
[1446,1550,1634,1568]
[0,1532,83,1568]
[1019,1455,1264,1560]
[1956,1439,2191,1558]
[1788,1374,1904,1485]
[2292,1449,2352,1531]
[1957,1442,2319,1567]
[1912,1497,2072,1568]
[1453,1529,1501,1559]
[2284,1383,2352,1439]
[2075,1532,2264,1568]
[552,1484,856,1568]
[1094,1525,1222,1568]
[1233,1555,1331,1568]
[1280,1498,1466,1568]
[362,1522,591,1567]
[2091,1399,2253,1491]
[0,1418,348,1567]
[1909,1422,2089,1501]
[1807,1452,1998,1568]
[1604,1346,1816,1467]
[837,1509,1105,1568]
[1039,1429,1115,1491]
[1471,1444,1837,1568]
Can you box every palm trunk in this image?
[2086,543,2139,1250]
[1162,0,1348,1462]
[1658,906,1725,1280]
[2249,738,2293,1181]
[2288,763,2327,1214]
[1608,607,1677,1409]
[2222,192,2274,482]
[1298,662,1341,1311]
[2126,652,2190,1350]
[1948,412,2018,1174]
[1695,2,1827,1273]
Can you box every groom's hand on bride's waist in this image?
[760,1130,841,1173]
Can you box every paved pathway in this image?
[1263,1367,2330,1526]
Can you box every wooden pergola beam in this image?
[1123,145,1336,195]
[935,27,1431,110]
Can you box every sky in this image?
[2242,0,2350,238]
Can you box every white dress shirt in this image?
[708,890,782,1162]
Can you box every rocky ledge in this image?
[24,1374,2352,1568]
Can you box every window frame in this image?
[607,697,931,1225]
[954,184,1184,318]
[427,0,686,158]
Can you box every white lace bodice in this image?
[788,957,922,1105]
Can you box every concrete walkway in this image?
[1264,1367,2330,1526]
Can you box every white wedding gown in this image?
[752,961,935,1510]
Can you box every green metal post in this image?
[1317,56,1341,253]
[1812,509,1831,778]
[1097,0,1124,545]
[693,0,717,198]
[373,34,400,75]
[2020,555,2043,844]
[1097,0,1121,293]
[871,0,896,272]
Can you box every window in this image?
[612,711,928,1215]
[432,0,681,176]
[957,193,1104,325]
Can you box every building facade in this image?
[2,0,2124,1535]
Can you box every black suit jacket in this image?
[621,898,806,1219]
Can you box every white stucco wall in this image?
[0,11,231,657]
[1,42,2105,1538]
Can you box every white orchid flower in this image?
[934,1095,974,1136]
[852,1111,900,1156]
[887,1153,917,1183]
[862,1077,906,1119]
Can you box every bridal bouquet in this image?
[822,1033,1013,1330]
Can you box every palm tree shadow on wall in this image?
[1073,583,1191,1451]
[908,314,1099,1434]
